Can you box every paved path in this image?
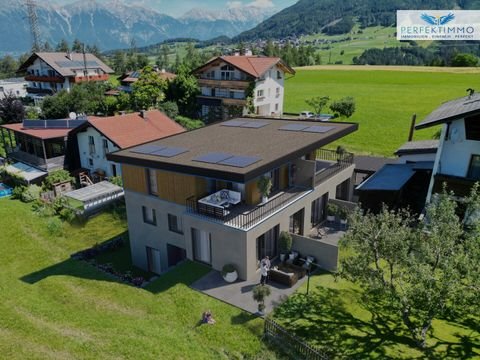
[191,270,308,315]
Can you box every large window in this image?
[88,135,95,154]
[146,168,158,195]
[168,214,183,234]
[256,225,279,265]
[142,206,157,226]
[102,139,109,157]
[465,115,480,141]
[467,155,480,180]
[192,228,211,265]
[220,65,234,80]
[289,208,304,235]
[311,193,328,226]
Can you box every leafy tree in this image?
[305,96,330,114]
[166,63,199,117]
[112,51,127,74]
[43,169,74,190]
[340,186,480,348]
[56,39,70,52]
[72,39,84,53]
[157,44,170,70]
[451,53,479,67]
[158,101,179,119]
[131,65,167,110]
[330,96,355,119]
[0,92,25,124]
[184,43,202,69]
[0,55,18,78]
[40,90,71,119]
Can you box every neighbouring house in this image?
[108,118,358,279]
[118,68,176,93]
[17,52,113,103]
[415,93,480,201]
[0,118,86,184]
[70,110,185,180]
[0,77,28,99]
[193,56,295,121]
[356,140,438,213]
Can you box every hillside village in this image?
[0,1,479,359]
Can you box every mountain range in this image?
[0,0,274,53]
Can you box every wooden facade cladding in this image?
[156,170,207,205]
[122,164,147,194]
[279,164,289,189]
[245,179,261,205]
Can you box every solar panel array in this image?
[193,152,260,168]
[55,60,100,68]
[131,145,188,158]
[221,120,270,129]
[22,119,87,129]
[279,123,334,134]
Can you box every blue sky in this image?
[55,0,297,17]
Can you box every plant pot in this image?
[327,215,335,222]
[262,195,268,204]
[289,253,295,261]
[280,253,286,262]
[222,270,238,283]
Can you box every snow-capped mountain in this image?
[0,0,275,53]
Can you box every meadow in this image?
[284,66,480,156]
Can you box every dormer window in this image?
[221,65,235,80]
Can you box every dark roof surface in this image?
[354,156,393,173]
[356,164,416,191]
[395,140,439,156]
[108,118,358,182]
[416,93,480,129]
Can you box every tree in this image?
[40,90,71,119]
[112,51,127,74]
[0,92,25,124]
[166,63,199,117]
[451,53,479,67]
[56,39,70,52]
[131,65,167,110]
[305,96,330,114]
[0,55,18,78]
[340,186,480,348]
[329,96,355,119]
[42,41,52,52]
[72,39,84,53]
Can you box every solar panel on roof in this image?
[46,120,68,128]
[218,155,261,168]
[130,145,165,154]
[221,120,247,127]
[55,60,100,68]
[193,152,233,164]
[150,147,188,158]
[240,121,270,128]
[279,123,309,131]
[22,120,45,129]
[302,126,335,133]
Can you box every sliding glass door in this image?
[192,228,212,265]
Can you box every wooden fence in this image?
[264,318,330,360]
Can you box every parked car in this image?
[299,111,314,119]
[314,113,334,121]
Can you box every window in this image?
[467,155,480,180]
[142,206,157,225]
[205,70,215,79]
[277,71,282,79]
[192,228,211,265]
[220,65,234,80]
[311,194,328,226]
[102,139,109,156]
[88,135,95,154]
[168,214,183,234]
[275,103,279,111]
[276,87,280,97]
[146,168,158,195]
[289,208,304,235]
[88,158,93,167]
[111,164,117,177]
[465,114,480,140]
[257,89,264,97]
[256,225,279,266]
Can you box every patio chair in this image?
[317,227,326,238]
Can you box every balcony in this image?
[197,95,246,106]
[71,74,109,83]
[25,75,64,83]
[198,78,250,90]
[186,186,312,230]
[314,149,354,185]
[7,150,65,172]
[26,87,54,95]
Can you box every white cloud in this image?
[247,0,274,8]
[227,1,243,9]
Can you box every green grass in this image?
[0,198,276,359]
[284,67,480,156]
[272,271,479,359]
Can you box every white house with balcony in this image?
[17,52,113,103]
[0,77,28,99]
[193,56,295,121]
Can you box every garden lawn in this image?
[272,271,479,359]
[0,199,274,359]
[284,67,480,156]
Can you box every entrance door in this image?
[311,193,328,226]
[167,244,186,267]
[146,246,161,274]
[289,208,305,235]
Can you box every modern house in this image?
[71,110,185,180]
[0,119,86,183]
[0,77,28,99]
[108,118,357,279]
[415,93,480,200]
[17,52,113,102]
[118,68,176,93]
[193,56,295,121]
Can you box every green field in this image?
[0,199,274,359]
[284,66,480,156]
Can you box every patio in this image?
[308,223,346,247]
[191,270,309,315]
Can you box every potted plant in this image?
[257,176,272,203]
[336,145,346,162]
[252,284,271,315]
[222,264,238,283]
[279,231,292,262]
[327,203,338,223]
[338,206,349,228]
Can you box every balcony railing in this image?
[186,186,311,230]
[314,149,354,185]
[71,74,109,83]
[25,75,64,83]
[197,78,250,89]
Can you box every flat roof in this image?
[64,181,123,203]
[395,140,439,156]
[1,123,72,140]
[108,118,358,182]
[356,164,415,191]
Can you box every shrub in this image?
[43,170,74,190]
[21,185,41,203]
[12,185,26,200]
[46,218,63,236]
[32,199,56,218]
[59,207,77,223]
[279,231,292,254]
[327,203,339,217]
[159,101,179,118]
[222,264,236,276]
[337,206,349,220]
[110,176,123,187]
[257,176,272,198]
[175,115,205,130]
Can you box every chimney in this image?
[66,51,72,61]
[140,110,147,120]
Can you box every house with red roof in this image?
[72,110,185,179]
[193,55,295,121]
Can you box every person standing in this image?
[260,262,268,285]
